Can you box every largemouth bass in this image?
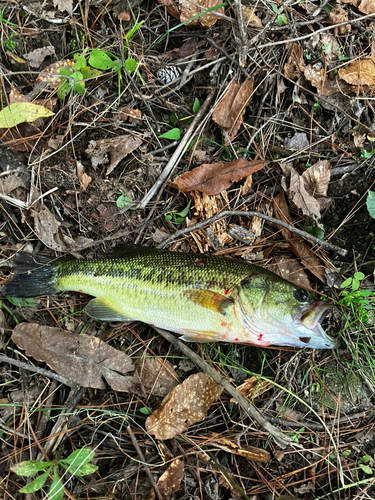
[1,249,337,349]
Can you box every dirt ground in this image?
[0,1,375,499]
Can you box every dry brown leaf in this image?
[302,160,331,197]
[159,38,200,61]
[118,10,131,21]
[170,159,268,196]
[304,66,342,96]
[212,79,254,140]
[338,57,375,86]
[280,164,321,218]
[86,135,142,176]
[206,432,270,462]
[53,0,72,15]
[180,0,225,27]
[76,160,92,190]
[273,192,326,282]
[338,0,375,14]
[12,323,146,396]
[156,0,180,19]
[242,6,262,26]
[157,459,184,500]
[118,107,142,123]
[267,257,310,288]
[0,174,26,195]
[135,357,178,396]
[145,373,223,440]
[230,376,272,402]
[24,46,56,68]
[329,5,351,34]
[36,60,74,87]
[31,205,94,253]
[284,43,306,80]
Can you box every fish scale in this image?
[1,249,338,349]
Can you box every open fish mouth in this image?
[293,302,338,348]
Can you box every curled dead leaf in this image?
[284,43,305,80]
[31,205,94,253]
[12,323,146,396]
[212,79,254,141]
[24,46,56,68]
[273,191,326,282]
[145,373,223,440]
[329,5,351,35]
[242,6,262,26]
[170,159,268,196]
[206,432,270,462]
[85,135,142,175]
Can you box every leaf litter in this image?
[1,1,375,499]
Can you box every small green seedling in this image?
[358,455,373,475]
[339,272,374,323]
[165,201,191,225]
[12,448,98,500]
[288,427,305,444]
[277,14,287,26]
[306,223,324,239]
[192,98,200,114]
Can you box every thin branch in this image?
[153,327,296,450]
[157,210,347,256]
[0,354,76,387]
[138,88,216,209]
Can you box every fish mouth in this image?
[293,302,338,348]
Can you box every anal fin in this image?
[86,298,134,322]
[179,329,218,343]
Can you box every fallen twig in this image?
[153,327,296,449]
[138,88,216,209]
[157,210,348,256]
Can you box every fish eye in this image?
[294,288,309,302]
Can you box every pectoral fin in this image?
[183,289,233,315]
[86,298,134,322]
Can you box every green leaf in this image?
[139,407,151,415]
[80,66,102,79]
[192,98,200,114]
[354,272,365,281]
[277,14,287,26]
[341,278,352,289]
[0,103,54,129]
[7,296,37,308]
[342,450,351,457]
[12,460,51,477]
[116,194,133,208]
[73,81,85,95]
[60,448,94,468]
[271,2,278,13]
[158,128,181,140]
[73,53,87,71]
[175,201,191,218]
[49,467,64,500]
[165,215,172,222]
[361,455,372,463]
[125,58,138,73]
[19,469,50,493]
[352,279,360,291]
[66,463,98,477]
[170,112,179,126]
[360,465,373,474]
[367,190,375,219]
[89,49,121,70]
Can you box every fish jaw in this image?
[238,298,338,349]
[291,302,338,349]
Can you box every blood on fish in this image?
[192,259,206,268]
[224,289,229,295]
[234,338,239,342]
[258,334,263,342]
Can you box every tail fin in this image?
[1,253,60,298]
